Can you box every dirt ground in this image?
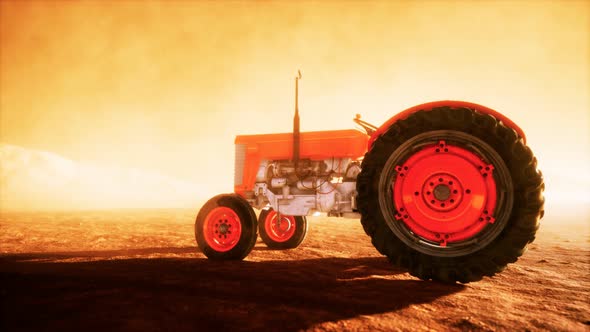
[0,209,588,331]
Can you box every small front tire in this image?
[259,208,307,249]
[195,194,258,260]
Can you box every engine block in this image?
[250,158,361,217]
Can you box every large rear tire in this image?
[357,106,544,283]
[258,208,307,249]
[195,194,258,260]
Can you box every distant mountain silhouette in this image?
[0,144,204,210]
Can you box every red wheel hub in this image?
[203,207,242,252]
[264,210,296,243]
[393,140,497,246]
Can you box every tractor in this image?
[195,71,544,283]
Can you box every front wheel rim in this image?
[264,210,297,243]
[203,207,242,252]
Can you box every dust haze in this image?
[1,1,589,217]
[0,2,589,330]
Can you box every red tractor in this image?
[195,72,544,283]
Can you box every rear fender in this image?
[368,100,526,150]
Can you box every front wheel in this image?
[195,194,258,260]
[258,208,307,249]
[357,106,544,283]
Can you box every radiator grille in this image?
[234,144,246,186]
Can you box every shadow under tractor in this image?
[195,72,544,283]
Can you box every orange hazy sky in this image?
[0,0,589,214]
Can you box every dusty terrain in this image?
[0,209,588,331]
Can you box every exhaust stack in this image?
[293,70,302,169]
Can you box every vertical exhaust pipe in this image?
[293,70,302,170]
